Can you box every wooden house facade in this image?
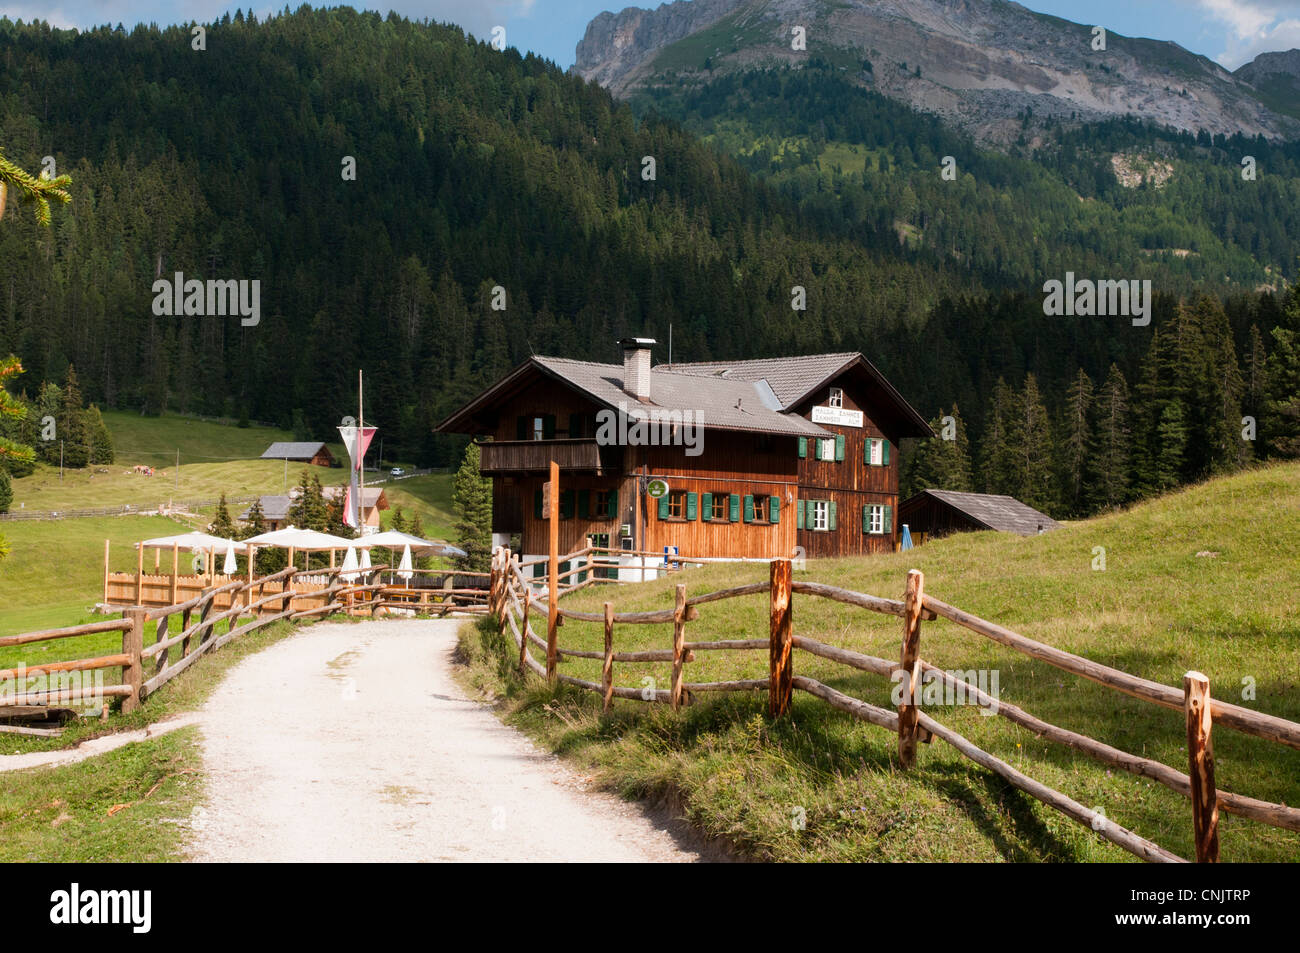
[437,341,931,569]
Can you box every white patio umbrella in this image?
[138,531,246,553]
[339,545,360,583]
[358,548,371,570]
[222,540,239,575]
[242,526,357,551]
[397,544,414,583]
[360,530,465,558]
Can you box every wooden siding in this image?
[896,494,982,541]
[793,379,900,556]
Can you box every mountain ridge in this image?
[574,0,1300,145]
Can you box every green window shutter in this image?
[798,437,807,459]
[743,494,754,523]
[701,492,712,520]
[796,500,806,530]
[883,505,893,534]
[517,417,528,440]
[769,496,780,524]
[657,495,670,520]
[533,488,542,519]
[729,493,740,522]
[607,490,618,519]
[882,439,890,465]
[568,413,581,437]
[862,505,869,534]
[835,433,845,462]
[559,560,570,578]
[577,489,590,519]
[686,492,698,521]
[813,438,822,461]
[864,438,871,464]
[534,560,543,578]
[828,500,837,531]
[543,414,556,440]
[560,489,574,519]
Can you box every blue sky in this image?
[2,1,1297,70]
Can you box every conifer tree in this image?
[0,356,35,471]
[1086,364,1131,510]
[58,366,89,468]
[209,493,235,538]
[389,506,407,533]
[1262,327,1300,458]
[452,443,492,572]
[85,405,115,465]
[979,378,1015,494]
[1057,368,1093,515]
[1153,401,1189,491]
[1007,374,1056,514]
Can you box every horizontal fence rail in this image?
[2,557,489,715]
[486,546,1300,864]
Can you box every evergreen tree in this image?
[240,499,285,575]
[409,512,433,570]
[909,405,972,493]
[85,405,115,465]
[0,356,36,472]
[1262,327,1300,458]
[209,493,236,538]
[1086,364,1131,510]
[389,506,408,533]
[1153,400,1189,491]
[979,378,1015,494]
[58,366,90,468]
[287,471,330,531]
[1006,374,1056,514]
[1057,368,1093,515]
[452,443,492,572]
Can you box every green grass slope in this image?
[461,461,1300,862]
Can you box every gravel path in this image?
[188,618,707,862]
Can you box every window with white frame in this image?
[820,437,836,460]
[813,500,829,531]
[867,438,883,465]
[868,504,884,534]
[829,387,844,408]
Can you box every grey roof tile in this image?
[912,489,1060,535]
[261,442,330,460]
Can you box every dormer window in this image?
[829,387,844,409]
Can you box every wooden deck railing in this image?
[487,548,1300,864]
[0,562,432,715]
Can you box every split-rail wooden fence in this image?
[487,546,1300,864]
[1,563,491,717]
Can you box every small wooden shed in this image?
[898,489,1060,543]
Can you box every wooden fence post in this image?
[603,602,615,712]
[121,607,146,713]
[769,558,793,717]
[489,548,499,618]
[519,589,531,673]
[103,539,110,604]
[1185,671,1220,863]
[170,543,179,606]
[671,583,687,710]
[498,548,510,636]
[547,461,559,685]
[135,542,144,606]
[898,568,925,768]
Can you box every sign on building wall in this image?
[542,480,552,519]
[811,405,864,428]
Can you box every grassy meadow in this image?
[459,461,1300,862]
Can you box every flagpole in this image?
[357,369,364,531]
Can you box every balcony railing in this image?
[478,438,615,475]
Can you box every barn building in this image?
[898,489,1061,542]
[261,442,337,468]
[437,340,931,570]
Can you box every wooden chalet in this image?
[898,489,1061,542]
[437,340,932,570]
[261,441,336,467]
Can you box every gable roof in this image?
[438,351,930,439]
[240,495,293,521]
[902,489,1060,536]
[321,486,388,509]
[261,442,331,461]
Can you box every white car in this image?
[390,467,406,477]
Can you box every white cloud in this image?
[1193,0,1300,67]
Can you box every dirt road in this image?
[188,618,705,862]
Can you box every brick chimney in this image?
[620,337,656,402]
